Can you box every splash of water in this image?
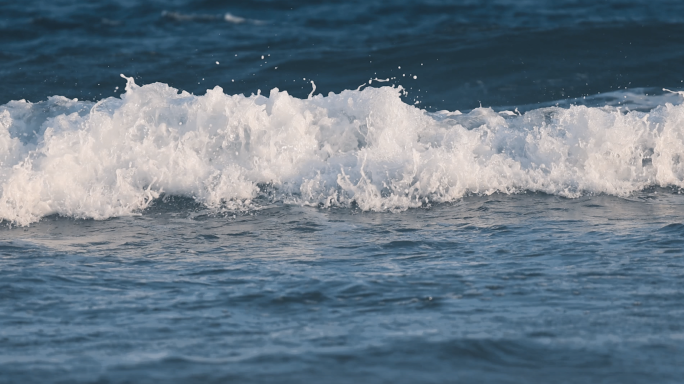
[1,76,683,225]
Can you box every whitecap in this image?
[1,76,683,225]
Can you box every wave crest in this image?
[1,77,683,225]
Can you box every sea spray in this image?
[1,76,683,225]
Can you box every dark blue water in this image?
[2,1,684,383]
[4,0,684,110]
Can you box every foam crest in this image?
[160,11,262,25]
[1,77,683,225]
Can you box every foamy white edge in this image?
[1,76,683,225]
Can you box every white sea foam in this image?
[1,76,683,225]
[160,11,262,25]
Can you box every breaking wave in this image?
[1,76,683,225]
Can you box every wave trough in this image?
[1,76,683,225]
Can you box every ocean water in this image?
[2,1,684,383]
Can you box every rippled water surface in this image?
[3,193,684,383]
[2,1,684,383]
[4,0,684,109]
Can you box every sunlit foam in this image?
[1,76,683,225]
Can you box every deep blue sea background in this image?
[2,1,684,383]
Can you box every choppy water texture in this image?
[2,1,684,383]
